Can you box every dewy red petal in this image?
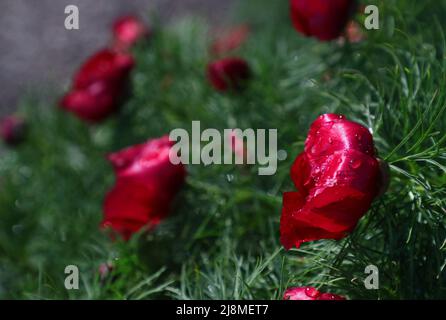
[283,287,346,300]
[318,292,346,300]
[102,136,186,240]
[290,0,356,41]
[112,16,151,51]
[280,114,382,249]
[305,114,375,160]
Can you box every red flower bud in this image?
[290,0,356,41]
[377,158,390,197]
[284,287,346,300]
[112,16,151,51]
[210,25,250,56]
[102,136,186,241]
[227,129,247,161]
[60,49,134,122]
[98,262,114,281]
[337,21,365,45]
[207,57,251,92]
[0,115,26,146]
[281,114,383,249]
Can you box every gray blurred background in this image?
[0,0,237,116]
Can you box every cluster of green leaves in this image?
[0,0,445,299]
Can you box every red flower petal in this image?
[290,0,356,41]
[60,81,119,122]
[290,153,313,195]
[305,114,375,161]
[344,21,364,43]
[0,115,26,146]
[60,49,134,122]
[283,287,346,300]
[207,57,251,92]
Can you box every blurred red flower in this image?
[112,16,151,51]
[211,25,250,56]
[338,21,365,45]
[290,0,356,41]
[284,287,345,300]
[280,114,382,249]
[0,115,26,146]
[102,136,186,240]
[207,57,251,92]
[60,49,134,122]
[344,21,364,43]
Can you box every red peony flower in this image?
[112,16,151,51]
[290,0,356,41]
[0,115,26,146]
[102,136,186,240]
[60,49,134,122]
[210,25,250,56]
[207,57,251,92]
[284,287,346,300]
[280,114,382,249]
